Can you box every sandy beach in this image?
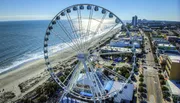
[0,47,76,102]
[0,29,118,102]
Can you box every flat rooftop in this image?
[158,43,175,47]
[167,80,180,96]
[77,73,134,101]
[110,82,134,101]
[166,53,180,63]
[101,46,142,53]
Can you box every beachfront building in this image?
[109,39,131,47]
[113,83,134,103]
[159,53,180,80]
[114,32,127,40]
[60,97,88,103]
[133,42,141,48]
[110,38,142,48]
[166,80,180,102]
[152,38,170,47]
[100,46,142,55]
[166,36,180,43]
[156,43,178,55]
[157,44,176,51]
[110,40,131,48]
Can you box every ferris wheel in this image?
[44,4,135,103]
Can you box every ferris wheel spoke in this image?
[81,60,102,101]
[88,70,105,98]
[89,64,126,101]
[55,20,81,53]
[49,30,78,53]
[103,67,127,82]
[99,68,127,101]
[88,23,118,51]
[77,7,86,52]
[59,92,68,102]
[82,6,93,51]
[87,61,106,95]
[65,11,83,51]
[97,23,119,47]
[60,62,82,100]
[86,11,107,50]
[62,61,80,84]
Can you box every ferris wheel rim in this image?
[43,4,133,102]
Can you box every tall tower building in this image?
[132,15,138,27]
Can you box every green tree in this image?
[19,98,34,103]
[60,76,65,82]
[163,92,170,98]
[36,87,43,95]
[139,74,144,78]
[161,80,166,85]
[138,86,144,92]
[139,78,144,82]
[37,95,47,103]
[139,83,144,87]
[44,82,58,97]
[106,66,113,70]
[162,86,169,91]
[103,70,109,76]
[159,74,164,80]
[125,73,130,79]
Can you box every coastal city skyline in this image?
[0,2,180,103]
[0,0,180,21]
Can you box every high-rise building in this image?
[159,53,180,80]
[132,15,138,27]
[138,19,141,24]
[131,17,134,25]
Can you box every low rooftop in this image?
[158,43,175,48]
[167,80,180,96]
[166,53,180,63]
[101,46,142,54]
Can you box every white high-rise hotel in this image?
[132,15,138,27]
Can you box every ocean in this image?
[0,20,51,73]
[0,20,130,74]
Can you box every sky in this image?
[0,0,179,21]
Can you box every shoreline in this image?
[0,47,76,102]
[0,58,41,75]
[0,29,118,102]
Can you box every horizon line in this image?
[0,19,180,22]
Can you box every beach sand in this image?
[0,48,76,102]
[0,29,118,102]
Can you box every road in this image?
[142,31,164,103]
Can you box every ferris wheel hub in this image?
[77,53,87,61]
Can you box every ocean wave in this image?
[0,43,69,74]
[0,24,120,74]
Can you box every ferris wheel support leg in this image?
[59,91,67,103]
[81,59,98,103]
[78,53,102,103]
[88,62,106,95]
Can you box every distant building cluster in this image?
[132,15,138,27]
[140,19,180,101]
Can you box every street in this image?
[142,32,164,103]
